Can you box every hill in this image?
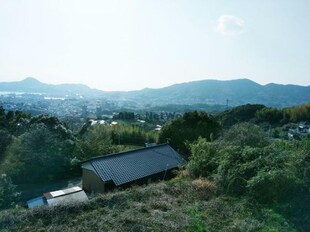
[118,79,310,107]
[0,77,103,97]
[1,78,310,107]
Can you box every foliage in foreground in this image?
[0,181,296,232]
[188,125,309,200]
[186,123,310,231]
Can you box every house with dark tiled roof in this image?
[81,144,185,193]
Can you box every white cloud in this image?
[216,15,245,36]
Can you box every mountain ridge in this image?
[0,77,309,107]
[0,77,101,96]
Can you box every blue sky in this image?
[0,0,309,91]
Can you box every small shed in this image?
[82,144,185,193]
[27,196,46,209]
[27,186,88,208]
[44,186,88,206]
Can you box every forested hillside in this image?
[1,78,310,107]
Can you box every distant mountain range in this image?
[0,77,102,96]
[0,77,309,107]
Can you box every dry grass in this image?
[0,178,296,232]
[192,178,217,193]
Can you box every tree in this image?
[158,111,221,158]
[221,122,268,148]
[0,106,6,128]
[255,107,284,125]
[111,125,157,146]
[0,129,11,161]
[216,104,266,128]
[0,174,19,209]
[286,103,310,123]
[75,124,118,161]
[2,123,74,183]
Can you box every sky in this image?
[0,0,309,91]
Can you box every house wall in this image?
[82,167,178,193]
[82,169,106,193]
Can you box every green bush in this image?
[187,137,218,178]
[247,170,302,204]
[187,132,310,205]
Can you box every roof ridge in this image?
[87,143,169,162]
[150,147,183,162]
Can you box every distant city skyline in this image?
[1,0,310,91]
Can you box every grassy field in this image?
[0,177,296,232]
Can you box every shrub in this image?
[247,170,303,204]
[187,137,218,178]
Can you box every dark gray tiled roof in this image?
[89,144,185,186]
